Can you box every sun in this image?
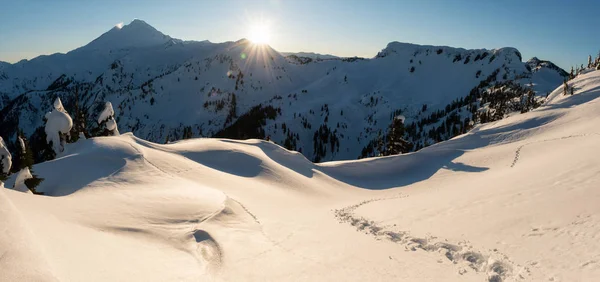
[248,24,271,45]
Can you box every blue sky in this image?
[1,0,598,70]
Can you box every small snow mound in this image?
[106,119,117,131]
[12,168,33,194]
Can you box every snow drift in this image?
[2,69,600,281]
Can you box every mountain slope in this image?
[76,19,175,52]
[0,20,568,163]
[2,68,600,281]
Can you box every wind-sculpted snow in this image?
[2,70,600,281]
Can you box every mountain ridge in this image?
[0,19,569,163]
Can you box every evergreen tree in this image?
[588,55,593,68]
[12,134,44,194]
[69,86,88,142]
[0,163,7,183]
[182,126,193,139]
[384,116,412,155]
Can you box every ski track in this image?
[510,133,600,168]
[334,196,531,282]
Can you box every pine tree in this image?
[570,66,574,79]
[14,134,44,194]
[69,86,88,142]
[384,116,412,155]
[0,161,7,183]
[0,165,8,184]
[588,55,592,68]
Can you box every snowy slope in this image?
[76,19,175,52]
[0,20,568,163]
[281,52,339,60]
[2,69,600,281]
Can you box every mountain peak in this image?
[75,19,172,52]
[126,19,152,29]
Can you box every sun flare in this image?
[248,24,270,45]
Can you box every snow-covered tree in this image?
[45,97,73,154]
[97,102,119,136]
[588,55,592,68]
[0,136,12,184]
[12,135,44,194]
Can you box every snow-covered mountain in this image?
[2,66,600,282]
[281,51,339,60]
[0,19,568,162]
[76,19,177,52]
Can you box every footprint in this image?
[463,251,485,265]
[192,230,222,272]
[487,261,511,282]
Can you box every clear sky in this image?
[1,0,598,70]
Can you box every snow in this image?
[45,98,73,153]
[98,101,119,135]
[97,101,115,124]
[395,115,406,122]
[17,136,25,153]
[281,52,339,60]
[12,168,33,194]
[2,69,600,281]
[53,97,65,112]
[0,136,11,176]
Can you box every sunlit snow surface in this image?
[2,71,600,281]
